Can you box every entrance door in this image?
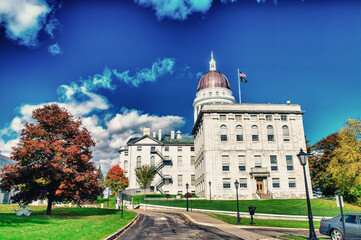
[256,178,264,194]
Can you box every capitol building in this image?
[119,54,312,200]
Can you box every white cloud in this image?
[0,0,52,46]
[48,43,61,55]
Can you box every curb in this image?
[104,213,140,240]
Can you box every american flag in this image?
[239,70,247,82]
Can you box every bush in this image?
[165,194,171,199]
[184,192,192,198]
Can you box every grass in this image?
[0,204,137,240]
[95,197,117,209]
[145,198,361,217]
[280,235,308,240]
[132,194,198,204]
[206,213,320,229]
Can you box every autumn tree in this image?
[308,133,339,196]
[329,119,361,204]
[103,165,129,197]
[0,104,104,215]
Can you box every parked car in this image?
[319,214,361,240]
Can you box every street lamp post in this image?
[234,180,240,225]
[209,181,212,203]
[120,191,124,221]
[297,148,318,240]
[186,183,189,212]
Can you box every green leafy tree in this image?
[308,133,339,196]
[329,119,361,204]
[135,165,156,198]
[104,165,128,197]
[0,104,104,215]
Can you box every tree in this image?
[308,132,339,196]
[0,104,104,215]
[103,165,128,197]
[329,119,361,204]
[135,165,156,200]
[97,165,105,188]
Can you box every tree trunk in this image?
[46,192,54,215]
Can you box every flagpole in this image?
[237,68,241,103]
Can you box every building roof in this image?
[161,136,194,145]
[197,70,231,92]
[0,153,14,168]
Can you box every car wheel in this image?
[330,229,343,240]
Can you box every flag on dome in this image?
[239,70,247,83]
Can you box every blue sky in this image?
[1,0,361,171]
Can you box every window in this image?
[209,92,212,96]
[150,186,155,192]
[272,178,280,188]
[164,191,169,194]
[267,125,274,142]
[165,177,172,185]
[270,155,278,171]
[251,115,257,121]
[281,115,287,121]
[151,146,155,152]
[235,115,242,121]
[178,175,183,186]
[238,155,246,171]
[254,155,262,168]
[286,155,293,171]
[283,125,290,141]
[177,156,183,166]
[222,155,230,171]
[251,125,259,141]
[220,125,228,141]
[190,156,195,165]
[216,91,219,96]
[125,151,128,156]
[178,191,183,195]
[191,175,195,185]
[236,125,243,141]
[239,178,247,189]
[178,146,182,152]
[165,146,169,151]
[191,146,195,151]
[223,178,231,189]
[220,115,226,121]
[137,146,142,151]
[151,156,155,168]
[124,160,128,173]
[136,156,141,169]
[288,178,296,188]
[345,215,357,224]
[266,115,272,121]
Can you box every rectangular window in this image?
[151,146,155,152]
[281,115,287,121]
[286,155,294,171]
[177,156,183,166]
[165,146,169,151]
[272,178,280,188]
[252,135,259,141]
[178,191,183,195]
[191,146,195,151]
[221,135,228,141]
[178,175,183,186]
[266,115,272,121]
[251,115,257,121]
[223,178,231,189]
[268,135,274,142]
[191,175,195,185]
[150,186,155,192]
[178,146,182,152]
[222,155,230,171]
[190,156,195,165]
[254,155,262,168]
[239,178,247,189]
[238,155,246,171]
[125,151,128,156]
[270,155,278,171]
[220,115,226,121]
[289,178,296,188]
[164,191,169,194]
[235,115,242,121]
[137,146,142,151]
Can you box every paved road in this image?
[117,211,242,240]
[245,228,329,239]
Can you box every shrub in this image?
[184,192,192,198]
[165,194,171,199]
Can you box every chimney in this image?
[158,129,162,141]
[143,128,151,136]
[153,131,156,138]
[287,99,290,105]
[170,131,175,139]
[176,130,182,139]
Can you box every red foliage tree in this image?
[0,104,104,215]
[103,165,128,197]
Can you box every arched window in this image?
[236,125,243,141]
[124,160,128,173]
[251,125,259,141]
[150,156,155,168]
[220,125,228,141]
[282,125,290,141]
[136,156,141,169]
[267,125,274,142]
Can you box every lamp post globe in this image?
[186,183,189,212]
[234,180,240,225]
[297,148,318,240]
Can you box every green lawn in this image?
[0,204,137,240]
[145,198,361,217]
[206,213,320,229]
[280,235,308,240]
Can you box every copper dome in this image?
[197,70,231,92]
